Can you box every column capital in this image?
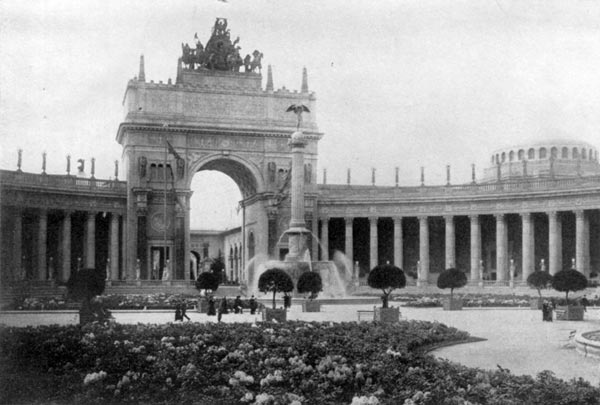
[392,216,403,223]
[574,209,585,219]
[443,214,454,222]
[546,210,559,218]
[520,212,532,221]
[344,216,354,224]
[38,207,48,215]
[469,214,479,222]
[495,213,505,221]
[417,215,428,222]
[320,216,330,222]
[368,216,379,224]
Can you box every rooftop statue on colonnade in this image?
[180,18,262,73]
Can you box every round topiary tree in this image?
[527,271,553,299]
[367,264,406,308]
[297,271,323,300]
[437,268,468,301]
[210,257,226,283]
[258,268,294,309]
[552,269,588,305]
[66,267,108,324]
[195,272,220,296]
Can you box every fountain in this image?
[241,104,355,299]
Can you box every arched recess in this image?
[190,250,201,279]
[187,153,264,198]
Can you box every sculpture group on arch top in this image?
[180,18,263,73]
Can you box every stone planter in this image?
[262,308,287,322]
[302,300,321,312]
[374,307,400,323]
[443,298,463,311]
[197,299,209,313]
[555,305,584,321]
[530,298,543,310]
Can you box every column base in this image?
[416,280,428,287]
[509,281,514,288]
[136,280,142,286]
[478,281,484,288]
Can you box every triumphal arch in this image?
[117,18,322,281]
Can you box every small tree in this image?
[297,271,323,300]
[367,264,406,309]
[552,269,588,305]
[210,257,226,283]
[527,271,553,299]
[258,268,294,309]
[195,272,220,296]
[437,268,468,301]
[66,267,107,324]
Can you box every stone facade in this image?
[2,19,600,294]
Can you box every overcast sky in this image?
[3,0,600,229]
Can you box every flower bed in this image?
[3,293,264,313]
[1,321,599,404]
[395,294,538,308]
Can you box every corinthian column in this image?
[369,217,378,269]
[109,213,120,280]
[320,218,329,261]
[344,217,354,264]
[444,215,455,269]
[85,212,96,269]
[521,213,534,281]
[393,217,403,268]
[469,215,481,281]
[61,211,72,281]
[418,216,429,283]
[38,209,48,280]
[575,210,587,275]
[495,214,507,282]
[548,211,562,275]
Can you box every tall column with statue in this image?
[284,104,311,261]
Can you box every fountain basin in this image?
[575,330,600,359]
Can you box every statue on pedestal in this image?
[163,260,171,281]
[479,260,484,281]
[286,104,310,130]
[509,259,515,281]
[540,259,546,272]
[106,259,111,281]
[135,259,141,281]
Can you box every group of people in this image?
[174,302,190,322]
[541,295,591,322]
[206,295,259,322]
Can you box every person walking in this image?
[174,304,183,322]
[181,302,191,321]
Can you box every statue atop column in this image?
[286,104,310,131]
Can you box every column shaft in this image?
[38,209,48,280]
[418,216,429,282]
[444,215,455,268]
[575,210,586,274]
[61,212,72,281]
[344,217,353,264]
[109,213,119,280]
[469,215,481,281]
[522,213,534,280]
[496,214,507,282]
[184,197,191,281]
[320,218,329,261]
[14,210,23,280]
[548,211,562,275]
[85,212,96,268]
[393,217,403,268]
[369,217,378,269]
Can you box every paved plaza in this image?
[2,304,600,385]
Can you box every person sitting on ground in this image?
[233,296,243,314]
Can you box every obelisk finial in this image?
[139,54,146,82]
[301,66,308,93]
[266,65,274,91]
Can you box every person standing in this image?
[174,304,183,322]
[207,296,216,316]
[249,295,257,315]
[234,296,243,314]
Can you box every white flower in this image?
[83,370,107,385]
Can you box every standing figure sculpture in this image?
[286,104,310,130]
